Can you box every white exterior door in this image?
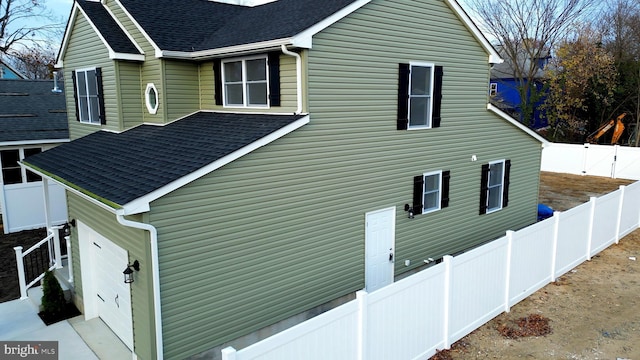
[365,207,395,292]
[78,221,134,350]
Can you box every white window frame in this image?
[422,170,442,214]
[489,83,498,97]
[222,55,269,109]
[486,159,506,214]
[145,83,159,114]
[0,147,43,186]
[408,62,435,130]
[75,67,101,125]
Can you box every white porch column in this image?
[13,246,28,300]
[42,178,52,230]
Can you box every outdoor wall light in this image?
[123,260,140,284]
[404,204,415,219]
[63,219,76,236]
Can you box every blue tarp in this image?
[537,203,554,221]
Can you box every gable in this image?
[56,0,144,67]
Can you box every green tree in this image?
[544,26,617,142]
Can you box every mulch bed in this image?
[38,303,81,325]
[0,228,49,303]
[497,314,552,339]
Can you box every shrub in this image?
[41,271,66,316]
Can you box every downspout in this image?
[116,213,164,360]
[281,44,302,115]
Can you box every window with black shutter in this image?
[72,67,105,125]
[412,170,450,216]
[216,54,282,108]
[397,63,443,130]
[479,160,510,215]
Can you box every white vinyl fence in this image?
[541,143,640,180]
[222,181,640,360]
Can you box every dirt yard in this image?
[433,172,640,360]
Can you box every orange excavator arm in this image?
[587,114,626,144]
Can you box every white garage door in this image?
[78,222,134,350]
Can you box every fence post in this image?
[65,236,73,283]
[14,246,28,300]
[52,226,63,269]
[504,231,514,313]
[586,197,597,260]
[356,290,368,360]
[615,185,625,244]
[550,211,560,282]
[221,347,237,360]
[442,255,453,349]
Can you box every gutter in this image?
[116,212,164,360]
[280,45,303,115]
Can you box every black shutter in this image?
[479,164,490,215]
[71,70,80,122]
[95,68,106,125]
[441,170,451,208]
[413,175,424,215]
[397,63,410,130]
[432,66,443,128]
[213,59,223,106]
[268,52,281,107]
[502,160,511,208]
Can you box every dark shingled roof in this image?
[0,79,69,142]
[24,112,305,206]
[118,0,358,52]
[77,0,141,55]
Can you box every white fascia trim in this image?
[0,139,70,147]
[488,104,548,145]
[160,38,293,60]
[56,3,81,68]
[18,162,119,214]
[444,0,503,64]
[121,115,310,215]
[110,52,146,61]
[292,0,371,49]
[113,0,163,58]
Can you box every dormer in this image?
[210,0,278,6]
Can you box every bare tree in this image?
[0,0,62,55]
[467,0,597,126]
[9,43,56,79]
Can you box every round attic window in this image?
[145,83,159,114]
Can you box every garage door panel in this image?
[79,223,134,350]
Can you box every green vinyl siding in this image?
[199,53,301,113]
[117,62,144,130]
[308,0,541,263]
[148,0,541,357]
[67,193,156,360]
[108,0,166,126]
[164,60,200,119]
[62,10,116,139]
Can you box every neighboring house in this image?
[0,79,69,233]
[490,45,550,129]
[23,0,547,358]
[0,59,26,79]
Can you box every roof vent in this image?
[210,0,278,6]
[52,71,63,93]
